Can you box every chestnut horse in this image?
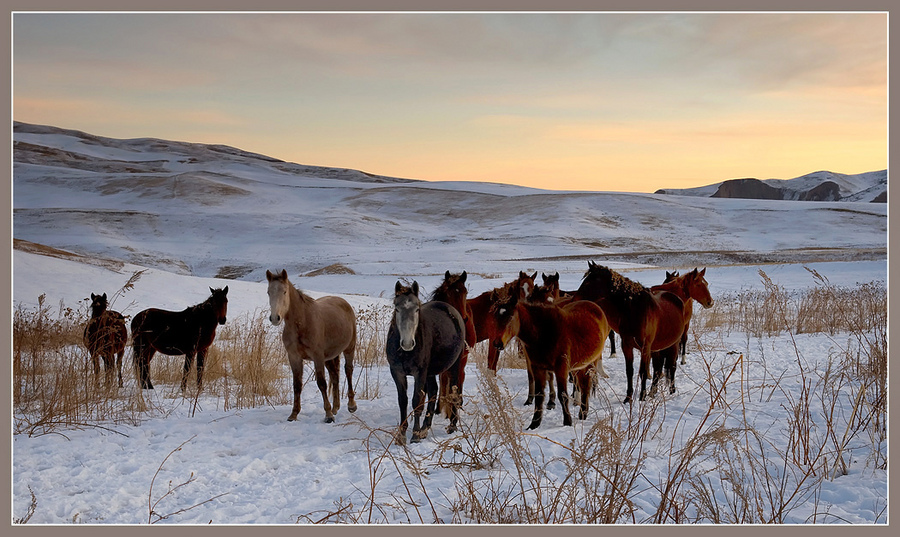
[532,271,618,357]
[266,269,357,423]
[466,271,536,371]
[649,268,713,394]
[83,292,127,387]
[432,271,477,419]
[572,262,687,403]
[132,287,228,391]
[387,281,465,444]
[490,287,610,429]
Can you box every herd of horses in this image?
[82,262,712,445]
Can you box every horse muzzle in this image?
[269,314,282,326]
[400,338,416,352]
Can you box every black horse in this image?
[386,281,465,445]
[131,287,228,390]
[83,292,128,387]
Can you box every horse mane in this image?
[584,264,647,299]
[430,273,465,302]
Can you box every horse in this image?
[466,271,536,371]
[266,269,357,423]
[572,262,687,403]
[83,292,127,387]
[532,271,618,357]
[432,271,477,419]
[649,268,713,393]
[132,286,228,391]
[386,281,465,444]
[489,287,610,429]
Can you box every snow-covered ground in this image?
[11,124,888,524]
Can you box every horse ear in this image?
[412,281,419,296]
[395,281,403,294]
[460,271,467,283]
[699,268,706,277]
[102,293,107,300]
[530,271,537,280]
[266,270,273,281]
[223,286,229,295]
[281,269,288,280]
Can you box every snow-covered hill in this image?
[655,169,887,202]
[12,122,887,290]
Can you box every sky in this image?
[12,12,888,193]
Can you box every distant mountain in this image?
[655,170,887,203]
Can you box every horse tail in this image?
[438,371,452,418]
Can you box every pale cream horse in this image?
[266,269,357,422]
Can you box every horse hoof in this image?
[547,401,556,410]
[324,416,334,424]
[446,424,457,435]
[622,397,632,405]
[287,414,298,422]
[527,421,541,430]
[348,404,358,413]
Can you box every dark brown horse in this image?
[432,271,477,419]
[387,281,465,444]
[466,271,536,371]
[83,292,127,387]
[131,287,228,391]
[572,262,687,403]
[490,287,610,429]
[532,271,618,357]
[266,270,357,423]
[649,268,713,394]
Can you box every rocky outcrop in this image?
[711,178,784,200]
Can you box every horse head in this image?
[393,280,421,352]
[686,268,714,308]
[89,293,108,318]
[266,269,291,325]
[573,261,612,301]
[433,271,469,312]
[517,271,538,299]
[489,287,520,352]
[209,286,229,325]
[531,272,561,304]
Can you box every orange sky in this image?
[13,12,887,192]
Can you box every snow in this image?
[11,124,888,525]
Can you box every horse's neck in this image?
[516,303,555,345]
[287,287,316,326]
[653,280,690,302]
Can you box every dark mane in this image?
[583,264,647,299]
[431,273,465,301]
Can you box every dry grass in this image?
[12,267,887,523]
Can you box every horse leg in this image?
[418,374,440,439]
[102,350,115,387]
[196,349,207,390]
[287,357,304,421]
[527,368,547,430]
[443,361,462,434]
[622,344,635,404]
[133,340,154,390]
[325,357,341,415]
[390,367,409,445]
[638,343,652,401]
[680,326,689,365]
[649,350,665,398]
[314,360,335,423]
[410,374,427,443]
[556,368,572,427]
[116,349,124,388]
[181,352,195,391]
[524,361,535,406]
[343,349,357,413]
[666,345,678,394]
[608,330,617,357]
[547,373,557,410]
[487,342,500,371]
[578,370,591,420]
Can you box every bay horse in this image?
[572,262,687,403]
[532,271,618,357]
[387,281,465,444]
[649,268,713,394]
[83,292,127,387]
[132,286,228,391]
[490,287,610,429]
[266,269,357,423]
[432,271,477,419]
[466,271,536,371]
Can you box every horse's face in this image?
[518,271,538,300]
[89,293,108,317]
[436,271,468,311]
[573,262,613,301]
[266,270,291,326]
[490,291,520,351]
[532,273,561,304]
[393,281,421,352]
[687,268,714,308]
[210,286,229,325]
